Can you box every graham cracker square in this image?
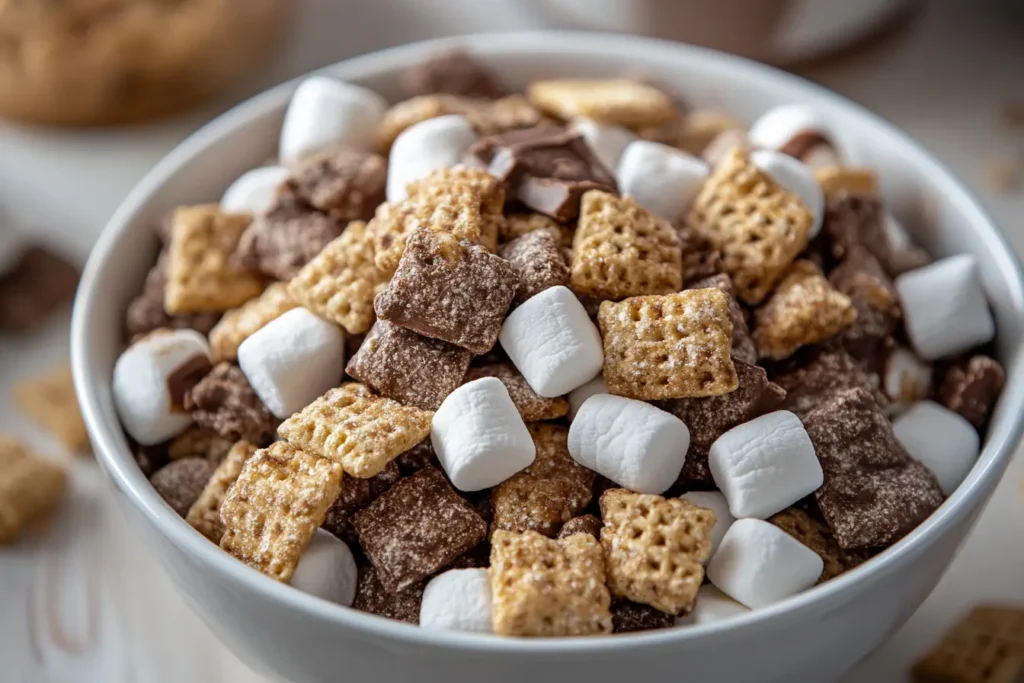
[912,605,1024,683]
[0,435,67,544]
[527,79,677,128]
[208,282,298,362]
[12,363,89,453]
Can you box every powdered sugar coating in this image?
[771,344,887,418]
[499,228,570,305]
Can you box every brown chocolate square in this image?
[0,246,80,332]
[828,246,901,363]
[938,355,1005,429]
[353,565,424,624]
[400,48,506,100]
[285,148,386,222]
[499,228,569,305]
[770,344,887,418]
[184,363,277,445]
[321,460,401,544]
[611,599,675,634]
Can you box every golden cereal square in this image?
[186,441,258,543]
[752,260,857,361]
[0,436,68,544]
[277,383,433,479]
[527,79,677,128]
[687,149,813,304]
[490,530,613,637]
[209,282,297,362]
[164,205,265,315]
[912,606,1024,683]
[287,221,386,335]
[219,441,343,582]
[12,363,89,453]
[501,212,574,248]
[570,191,682,301]
[599,489,715,615]
[816,166,879,199]
[598,289,738,400]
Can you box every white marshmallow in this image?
[882,211,914,251]
[498,286,604,398]
[750,149,824,239]
[431,377,535,491]
[748,104,842,168]
[220,166,290,214]
[386,116,478,202]
[568,394,688,494]
[567,376,607,421]
[113,330,212,446]
[616,140,709,222]
[893,401,979,495]
[290,530,358,607]
[237,308,346,419]
[707,518,823,609]
[279,76,386,163]
[675,585,750,627]
[896,255,995,361]
[679,491,735,560]
[572,117,636,173]
[708,411,823,520]
[420,568,492,633]
[702,129,748,167]
[883,347,932,415]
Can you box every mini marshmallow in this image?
[708,411,823,520]
[220,166,290,214]
[883,347,932,415]
[572,117,637,173]
[679,491,735,560]
[499,286,604,398]
[420,568,492,633]
[279,76,387,163]
[431,377,536,491]
[386,115,478,202]
[896,254,995,361]
[237,307,346,419]
[568,376,607,421]
[568,394,689,494]
[750,149,824,239]
[290,529,358,607]
[616,140,709,222]
[675,585,749,627]
[748,103,842,168]
[893,401,979,495]
[113,329,212,445]
[707,518,823,609]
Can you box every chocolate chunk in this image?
[346,319,472,411]
[149,457,214,517]
[779,131,833,161]
[125,251,221,340]
[234,193,344,281]
[353,565,424,624]
[166,354,213,411]
[658,360,786,483]
[678,225,725,286]
[394,439,438,476]
[557,514,602,540]
[611,599,675,634]
[400,48,505,100]
[321,460,401,544]
[132,440,169,477]
[828,246,901,365]
[0,246,80,332]
[498,228,570,305]
[285,147,386,222]
[352,467,487,593]
[184,363,277,444]
[466,125,617,221]
[803,388,944,549]
[770,343,887,418]
[687,273,756,364]
[938,355,1005,429]
[819,193,891,272]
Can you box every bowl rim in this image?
[72,30,1024,654]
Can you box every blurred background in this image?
[1,1,1022,681]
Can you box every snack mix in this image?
[112,48,1004,637]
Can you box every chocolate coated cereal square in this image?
[499,228,570,305]
[464,363,569,422]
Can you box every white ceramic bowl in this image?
[71,32,1024,683]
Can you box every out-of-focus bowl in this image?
[71,32,1024,683]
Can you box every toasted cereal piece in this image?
[469,94,545,136]
[219,441,343,582]
[287,221,386,335]
[371,167,504,274]
[639,109,744,157]
[0,436,67,544]
[570,191,682,300]
[527,79,677,129]
[186,441,258,543]
[598,289,738,400]
[167,427,234,463]
[208,282,297,362]
[277,383,433,479]
[500,213,574,248]
[752,260,857,361]
[164,205,264,315]
[464,363,569,422]
[912,605,1024,683]
[353,467,487,593]
[816,166,878,199]
[687,273,757,364]
[12,363,89,453]
[491,424,594,537]
[687,148,813,304]
[490,529,613,636]
[599,489,715,615]
[769,507,873,583]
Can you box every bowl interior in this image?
[72,32,1024,651]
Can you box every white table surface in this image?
[2,1,1023,681]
